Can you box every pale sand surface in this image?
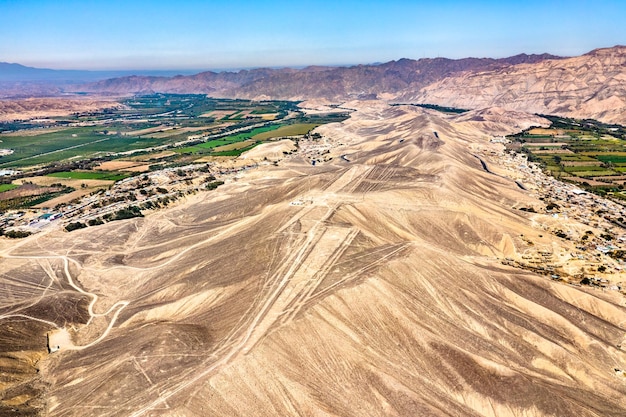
[238,139,297,161]
[0,97,123,121]
[94,160,144,171]
[2,102,625,416]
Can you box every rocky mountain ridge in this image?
[407,45,626,124]
[76,46,626,124]
[78,53,563,99]
[4,46,625,123]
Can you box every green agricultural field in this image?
[583,151,626,156]
[569,170,617,177]
[176,125,284,155]
[558,154,597,161]
[568,140,626,153]
[0,127,111,165]
[212,140,255,153]
[224,125,282,141]
[0,128,170,168]
[211,143,260,157]
[595,155,626,164]
[252,123,319,140]
[0,184,18,192]
[199,139,233,148]
[47,171,130,181]
[521,136,556,142]
[536,155,557,164]
[563,165,614,173]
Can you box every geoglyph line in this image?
[128,205,342,416]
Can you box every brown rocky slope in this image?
[407,46,626,124]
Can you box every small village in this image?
[0,131,335,234]
[0,161,254,233]
[478,139,626,295]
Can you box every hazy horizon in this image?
[1,0,625,71]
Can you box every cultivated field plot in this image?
[175,123,323,157]
[509,115,626,195]
[0,127,168,168]
[47,171,130,181]
[94,160,147,171]
[0,95,301,169]
[0,184,17,192]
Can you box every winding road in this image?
[1,239,130,352]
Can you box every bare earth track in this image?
[1,102,626,416]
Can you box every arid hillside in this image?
[2,103,625,416]
[408,46,626,124]
[0,97,123,121]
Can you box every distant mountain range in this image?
[0,63,201,98]
[0,62,201,82]
[76,53,563,98]
[3,46,626,123]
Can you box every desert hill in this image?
[408,46,626,124]
[2,103,625,416]
[0,97,123,121]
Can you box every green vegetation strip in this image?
[211,143,260,157]
[175,125,285,155]
[252,123,319,140]
[595,155,626,164]
[569,170,617,177]
[47,171,129,181]
[563,165,613,172]
[218,125,283,142]
[0,184,18,192]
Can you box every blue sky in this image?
[1,0,624,70]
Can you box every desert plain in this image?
[1,101,626,416]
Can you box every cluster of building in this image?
[480,139,626,293]
[0,160,263,234]
[298,133,336,165]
